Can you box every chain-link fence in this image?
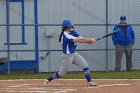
[0,0,140,74]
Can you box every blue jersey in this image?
[112,24,135,46]
[62,30,80,54]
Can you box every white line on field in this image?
[6,91,15,93]
[9,84,30,87]
[7,91,48,93]
[54,91,67,93]
[6,89,77,93]
[53,89,77,91]
[53,89,77,93]
[89,83,131,88]
[28,88,46,90]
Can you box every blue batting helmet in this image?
[120,15,126,20]
[62,20,73,27]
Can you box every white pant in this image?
[59,53,88,76]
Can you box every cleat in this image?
[88,82,98,87]
[44,79,49,86]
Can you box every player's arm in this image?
[73,36,96,43]
[64,32,96,43]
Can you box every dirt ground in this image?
[0,79,140,93]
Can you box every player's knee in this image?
[82,63,89,68]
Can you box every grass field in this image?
[0,70,140,80]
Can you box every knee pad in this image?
[52,72,60,78]
[83,68,90,75]
[83,68,92,82]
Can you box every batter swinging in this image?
[44,19,97,86]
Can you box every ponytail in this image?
[59,26,74,42]
[59,29,65,42]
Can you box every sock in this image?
[47,72,60,82]
[83,68,92,82]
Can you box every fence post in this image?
[106,0,109,72]
[34,0,39,73]
[6,0,10,74]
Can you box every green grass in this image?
[0,71,140,80]
[92,71,140,79]
[62,71,140,79]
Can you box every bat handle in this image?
[96,38,101,41]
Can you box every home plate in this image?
[89,84,131,88]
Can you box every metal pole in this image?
[34,0,39,73]
[6,0,10,74]
[106,0,109,72]
[22,0,25,44]
[46,37,51,72]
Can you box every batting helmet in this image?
[120,15,126,20]
[62,19,73,27]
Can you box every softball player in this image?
[45,20,97,86]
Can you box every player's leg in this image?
[115,45,124,71]
[59,54,75,76]
[125,44,133,71]
[73,53,97,86]
[46,54,74,82]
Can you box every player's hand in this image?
[92,38,96,43]
[89,38,96,44]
